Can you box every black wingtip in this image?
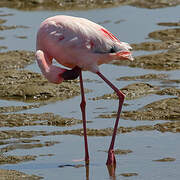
[61,66,81,80]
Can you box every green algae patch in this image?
[91,83,159,101]
[0,169,42,179]
[0,50,34,70]
[0,69,81,101]
[0,112,82,127]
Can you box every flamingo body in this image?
[36,15,133,83]
[36,15,133,166]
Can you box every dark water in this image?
[0,5,180,180]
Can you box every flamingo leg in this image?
[96,71,125,166]
[79,70,89,165]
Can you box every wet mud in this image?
[0,50,82,102]
[0,24,29,31]
[92,82,159,100]
[15,35,28,39]
[114,149,132,155]
[0,15,82,102]
[0,103,44,113]
[113,149,133,155]
[0,0,180,10]
[122,97,180,121]
[0,141,59,153]
[0,46,7,51]
[153,157,176,162]
[117,73,169,81]
[0,18,6,24]
[99,149,133,155]
[0,12,29,31]
[115,26,180,71]
[0,51,34,70]
[114,47,180,70]
[0,154,36,165]
[131,40,176,51]
[0,113,83,127]
[156,88,180,96]
[0,169,42,179]
[0,69,81,101]
[120,172,138,177]
[149,28,180,41]
[157,22,180,27]
[0,130,48,140]
[68,121,180,135]
[0,13,14,17]
[129,0,180,9]
[1,120,180,141]
[98,97,180,121]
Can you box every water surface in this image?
[0,4,180,180]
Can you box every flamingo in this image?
[36,15,133,166]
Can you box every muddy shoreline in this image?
[0,0,180,10]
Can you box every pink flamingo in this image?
[36,15,133,166]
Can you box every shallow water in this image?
[0,4,180,180]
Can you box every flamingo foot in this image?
[106,149,116,166]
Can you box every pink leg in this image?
[79,70,89,165]
[96,71,125,166]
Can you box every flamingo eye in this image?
[110,47,116,53]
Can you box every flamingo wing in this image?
[42,15,131,54]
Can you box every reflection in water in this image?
[85,165,89,180]
[107,164,116,180]
[84,164,116,180]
